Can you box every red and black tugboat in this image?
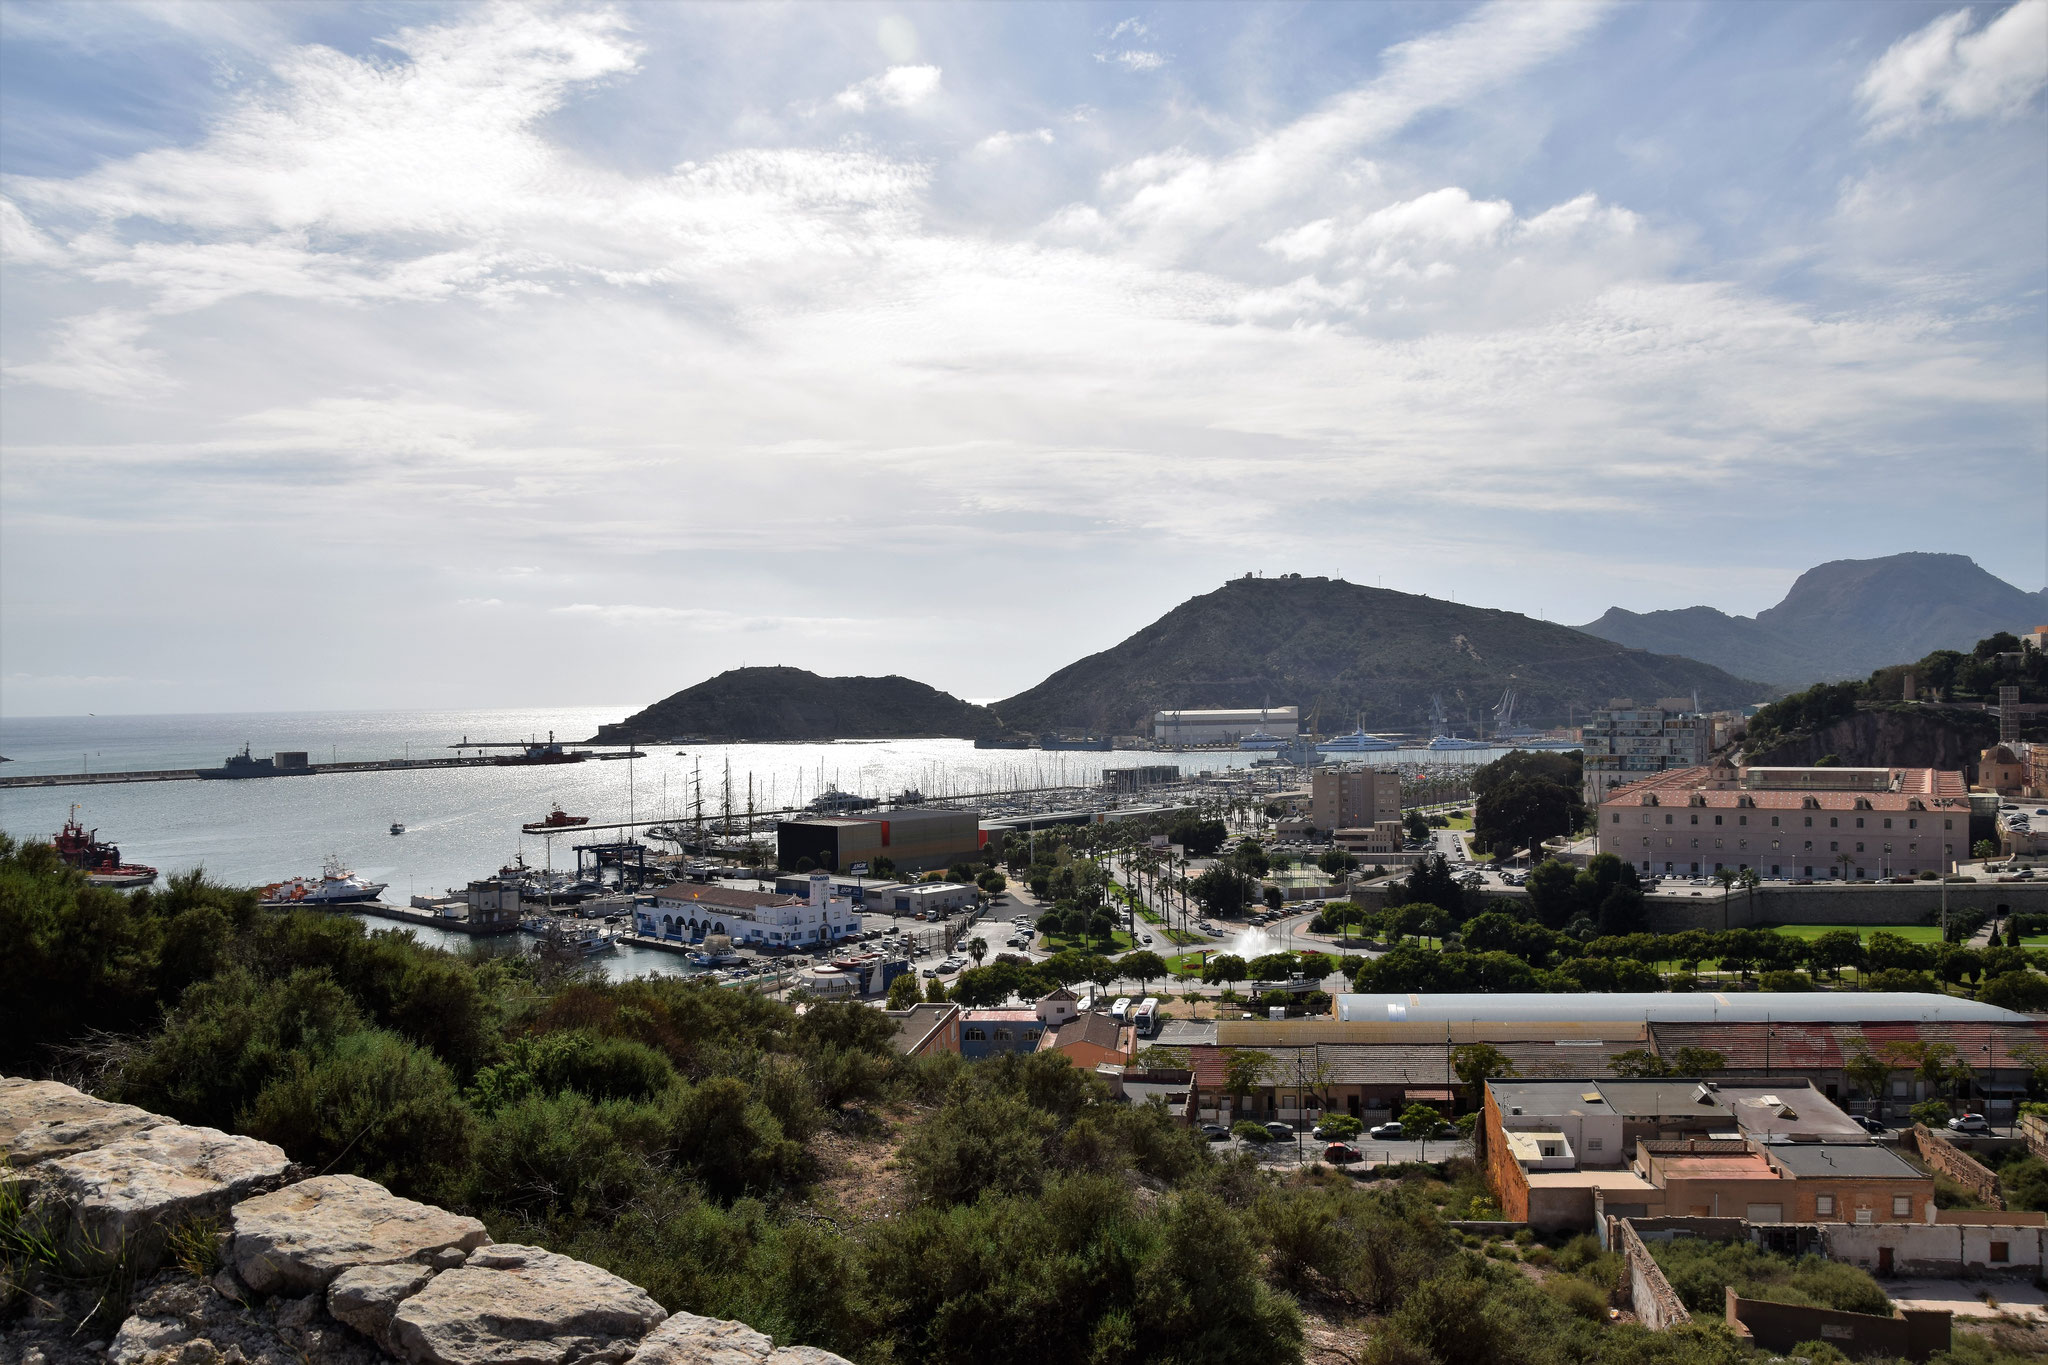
[522,803,592,832]
[53,807,158,888]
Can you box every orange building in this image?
[1037,1012,1137,1071]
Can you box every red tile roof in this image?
[653,884,802,910]
[1600,765,1969,813]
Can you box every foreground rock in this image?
[44,1124,290,1254]
[629,1312,850,1365]
[231,1176,490,1296]
[390,1245,666,1365]
[0,1077,166,1165]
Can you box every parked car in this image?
[1322,1143,1362,1164]
[1200,1123,1230,1142]
[1434,1123,1461,1140]
[1368,1121,1406,1140]
[1263,1121,1295,1141]
[1947,1114,1993,1134]
[1853,1115,1889,1134]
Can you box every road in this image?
[1205,1131,1475,1169]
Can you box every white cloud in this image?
[4,309,175,399]
[832,64,942,113]
[1097,49,1167,72]
[1108,18,1149,42]
[0,195,65,264]
[1859,0,2048,136]
[974,128,1055,156]
[1092,0,1615,255]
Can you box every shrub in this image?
[242,1028,475,1202]
[1232,1120,1273,1144]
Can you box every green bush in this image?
[242,1028,475,1202]
[1651,1237,1890,1317]
[1232,1120,1273,1144]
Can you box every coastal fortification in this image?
[1,1078,844,1365]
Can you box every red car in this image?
[1323,1142,1362,1164]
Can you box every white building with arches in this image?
[637,872,859,948]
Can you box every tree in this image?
[1607,1050,1671,1078]
[1317,849,1359,878]
[925,976,949,1003]
[1844,1044,1893,1110]
[1973,840,1999,861]
[1714,867,1739,928]
[1403,810,1430,842]
[1670,1046,1727,1075]
[1399,1102,1442,1157]
[1449,1043,1515,1107]
[1204,954,1249,991]
[1263,886,1284,911]
[976,870,1007,894]
[1608,1050,1669,1078]
[1401,854,1464,917]
[1474,774,1580,860]
[1808,930,1864,982]
[1119,950,1167,992]
[1221,1048,1271,1120]
[1524,859,1579,929]
[1190,866,1255,918]
[886,972,922,1009]
[967,936,988,967]
[1983,971,2048,1012]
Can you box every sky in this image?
[1,0,2044,717]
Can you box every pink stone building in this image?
[1596,760,1969,880]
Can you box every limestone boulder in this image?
[390,1244,666,1365]
[43,1124,289,1254]
[109,1314,195,1365]
[232,1175,489,1295]
[627,1313,852,1365]
[0,1078,166,1166]
[327,1263,435,1354]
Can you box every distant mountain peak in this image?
[1580,552,2041,689]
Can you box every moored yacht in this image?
[260,854,387,906]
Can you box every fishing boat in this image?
[690,948,745,967]
[53,808,158,887]
[260,855,387,906]
[522,803,591,832]
[530,918,615,956]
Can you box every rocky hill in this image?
[1582,553,2046,689]
[1743,704,1999,771]
[992,575,1766,737]
[593,667,1000,742]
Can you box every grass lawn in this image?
[1764,923,1949,944]
[2020,936,2048,948]
[1441,812,1474,830]
[1037,929,1134,954]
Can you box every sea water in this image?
[0,707,1503,980]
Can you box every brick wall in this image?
[1910,1124,2006,1209]
[1725,1288,1950,1363]
[2022,1113,2048,1163]
[1613,1218,1691,1331]
[1480,1087,1532,1222]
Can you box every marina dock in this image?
[2,754,500,789]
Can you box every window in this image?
[1909,818,1917,829]
[1830,817,1839,827]
[1815,1195,1835,1216]
[1587,1137,1604,1151]
[1883,818,1892,829]
[1690,814,1699,825]
[1771,816,1780,826]
[1892,1196,1912,1218]
[1804,817,1813,827]
[1739,815,1748,826]
[1831,841,1839,852]
[1611,813,1620,824]
[1856,843,1864,853]
[1945,819,1953,829]
[1666,814,1674,825]
[1991,1242,2010,1263]
[964,1027,985,1041]
[994,1028,1012,1041]
[1714,815,1722,825]
[1856,817,1865,828]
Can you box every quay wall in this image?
[1,1077,843,1365]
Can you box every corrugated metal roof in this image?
[1335,992,2029,1024]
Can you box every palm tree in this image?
[1714,867,1739,930]
[1739,867,1761,925]
[1836,852,1855,883]
[967,936,987,967]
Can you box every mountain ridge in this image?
[593,667,1001,742]
[1579,553,2045,689]
[994,575,1766,736]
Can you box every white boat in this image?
[1425,735,1489,751]
[529,917,615,955]
[1237,731,1290,751]
[261,854,388,906]
[389,822,405,835]
[691,949,744,966]
[1317,726,1399,753]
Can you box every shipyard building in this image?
[1152,707,1299,744]
[776,807,983,874]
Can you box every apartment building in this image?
[1580,698,1708,807]
[1310,765,1401,835]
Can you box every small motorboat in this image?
[389,822,405,836]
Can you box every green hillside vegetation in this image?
[996,575,1767,737]
[1742,631,2043,757]
[595,666,1003,742]
[0,834,1867,1365]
